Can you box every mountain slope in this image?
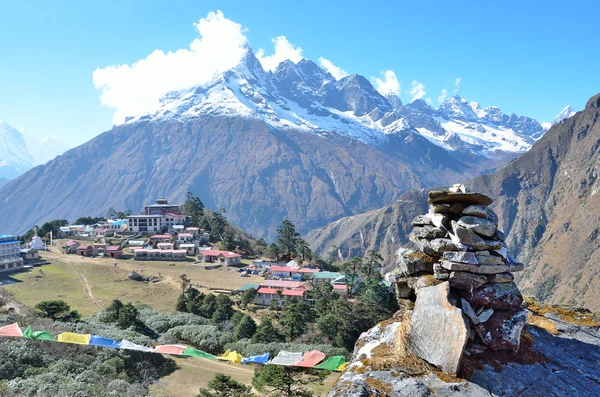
[0,116,462,238]
[307,93,600,310]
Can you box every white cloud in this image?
[318,57,348,80]
[453,77,462,94]
[425,97,433,105]
[373,70,400,96]
[256,36,303,71]
[410,80,426,101]
[437,88,448,103]
[93,10,248,124]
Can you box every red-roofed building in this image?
[93,228,110,238]
[255,286,307,306]
[151,234,172,242]
[197,250,242,267]
[270,266,320,281]
[106,246,123,259]
[76,244,93,257]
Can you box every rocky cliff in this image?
[307,92,600,310]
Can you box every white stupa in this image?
[29,228,45,250]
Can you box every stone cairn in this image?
[386,184,527,374]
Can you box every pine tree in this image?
[198,373,255,397]
[252,365,328,397]
[276,220,299,259]
[181,192,205,227]
[234,315,257,340]
[252,318,285,343]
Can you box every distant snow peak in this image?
[0,121,70,179]
[135,49,549,158]
[551,105,577,125]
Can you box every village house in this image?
[151,234,173,242]
[20,248,39,261]
[269,266,320,281]
[108,219,128,232]
[197,250,242,267]
[180,243,196,256]
[93,228,110,239]
[177,233,194,243]
[76,244,94,257]
[63,240,79,254]
[106,246,124,259]
[157,242,174,250]
[133,248,187,261]
[0,235,24,272]
[255,287,306,306]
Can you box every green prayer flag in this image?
[315,356,346,371]
[182,347,217,360]
[23,326,56,341]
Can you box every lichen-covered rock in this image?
[461,282,523,310]
[394,248,436,277]
[475,309,527,351]
[408,282,469,374]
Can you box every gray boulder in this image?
[452,221,486,246]
[449,271,488,290]
[408,282,469,374]
[457,216,497,238]
[476,255,505,266]
[475,309,527,351]
[411,215,433,226]
[461,282,523,310]
[441,260,509,274]
[410,225,447,240]
[487,272,514,283]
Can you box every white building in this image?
[0,235,24,272]
[127,198,187,233]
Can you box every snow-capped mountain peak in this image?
[0,121,70,180]
[128,48,551,158]
[552,105,577,125]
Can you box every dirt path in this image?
[66,261,104,309]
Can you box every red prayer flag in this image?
[0,323,23,337]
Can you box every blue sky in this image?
[0,0,598,145]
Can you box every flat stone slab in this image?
[476,255,505,266]
[487,272,514,283]
[449,271,488,290]
[441,260,509,274]
[408,282,469,374]
[461,282,524,310]
[443,251,478,265]
[428,191,493,206]
[410,225,447,240]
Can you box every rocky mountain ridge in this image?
[130,47,556,162]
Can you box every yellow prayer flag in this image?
[57,332,91,345]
